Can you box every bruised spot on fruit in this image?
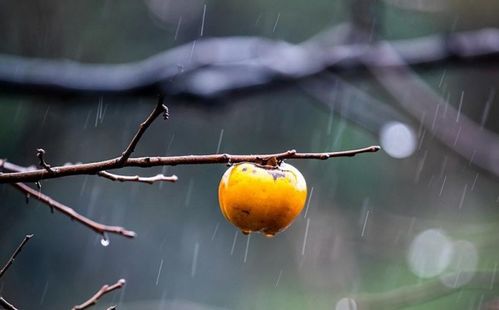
[266,170,286,181]
[242,167,247,172]
[241,209,250,215]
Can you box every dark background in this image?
[1,1,499,309]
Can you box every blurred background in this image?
[1,0,499,309]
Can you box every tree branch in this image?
[365,42,499,177]
[0,234,33,278]
[35,149,54,173]
[97,171,178,184]
[72,279,125,310]
[10,183,135,238]
[0,234,33,310]
[118,96,168,164]
[0,29,498,98]
[0,146,380,183]
[0,297,17,310]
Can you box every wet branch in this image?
[118,96,168,164]
[0,234,33,278]
[0,297,17,310]
[0,234,34,310]
[11,183,136,238]
[0,146,380,183]
[98,171,178,184]
[72,279,126,310]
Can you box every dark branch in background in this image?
[0,234,33,278]
[0,146,381,183]
[0,28,498,98]
[0,234,33,310]
[11,183,136,238]
[72,279,125,310]
[365,42,499,177]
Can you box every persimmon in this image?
[218,161,307,237]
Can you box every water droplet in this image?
[264,232,275,238]
[100,235,110,247]
[241,230,250,235]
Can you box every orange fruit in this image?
[218,162,307,237]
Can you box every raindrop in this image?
[211,222,220,241]
[439,175,447,196]
[301,218,310,255]
[189,40,197,63]
[200,4,206,36]
[155,258,164,286]
[361,209,370,238]
[184,179,194,207]
[380,122,416,159]
[480,89,495,128]
[174,16,183,41]
[100,234,110,247]
[471,173,479,191]
[456,91,464,123]
[264,232,275,238]
[272,13,281,33]
[458,184,468,209]
[216,129,224,153]
[243,234,251,263]
[230,231,238,255]
[303,186,314,218]
[191,242,199,277]
[274,270,283,288]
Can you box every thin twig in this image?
[118,96,168,164]
[0,234,33,279]
[36,149,54,173]
[11,183,136,238]
[98,171,178,184]
[0,297,17,310]
[72,279,126,310]
[0,146,381,183]
[106,306,117,310]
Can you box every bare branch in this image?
[118,96,168,164]
[11,183,136,238]
[0,297,17,310]
[72,279,126,310]
[98,171,178,184]
[0,29,498,98]
[0,234,33,278]
[0,146,381,183]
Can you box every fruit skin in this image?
[218,162,307,237]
